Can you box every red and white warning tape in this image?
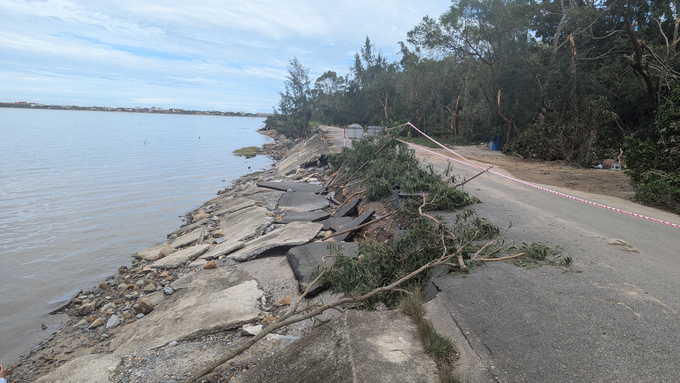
[398,123,680,230]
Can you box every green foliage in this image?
[624,88,680,213]
[266,58,313,139]
[516,97,618,163]
[330,134,477,203]
[320,211,497,308]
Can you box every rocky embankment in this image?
[6,132,440,383]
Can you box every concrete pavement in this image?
[416,146,680,382]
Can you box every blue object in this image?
[490,135,501,151]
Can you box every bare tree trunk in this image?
[624,0,657,107]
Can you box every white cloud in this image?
[0,0,453,111]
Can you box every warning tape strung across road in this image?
[397,124,680,230]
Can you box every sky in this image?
[0,0,453,113]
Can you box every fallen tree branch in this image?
[185,227,470,383]
[480,252,525,262]
[323,212,395,240]
[453,166,493,189]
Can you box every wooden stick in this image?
[480,252,525,262]
[323,213,394,240]
[454,166,493,189]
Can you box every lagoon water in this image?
[0,109,272,363]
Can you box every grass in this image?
[401,287,458,382]
[233,146,262,157]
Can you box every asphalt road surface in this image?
[414,145,680,382]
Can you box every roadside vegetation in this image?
[265,0,680,212]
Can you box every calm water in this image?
[0,109,272,363]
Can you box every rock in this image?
[133,298,155,315]
[149,244,210,269]
[242,324,263,336]
[99,282,111,290]
[228,221,323,262]
[136,313,145,319]
[168,340,178,347]
[143,283,156,292]
[123,312,134,320]
[87,315,98,323]
[74,319,88,327]
[90,317,105,329]
[99,302,115,314]
[117,283,128,291]
[77,303,95,316]
[203,260,217,269]
[166,218,210,239]
[106,315,121,329]
[118,266,128,274]
[260,314,276,326]
[163,287,175,295]
[278,295,292,306]
[133,244,165,261]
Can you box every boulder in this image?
[133,297,155,315]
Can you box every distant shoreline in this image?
[0,102,274,117]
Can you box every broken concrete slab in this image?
[333,197,361,217]
[166,218,209,239]
[133,244,165,261]
[275,211,330,224]
[257,181,323,193]
[234,309,438,383]
[276,135,334,176]
[319,216,354,231]
[149,244,210,269]
[112,273,263,355]
[220,206,272,242]
[35,354,121,383]
[330,210,375,242]
[228,221,323,262]
[278,191,329,212]
[286,242,360,295]
[213,197,257,216]
[169,227,205,248]
[198,239,245,260]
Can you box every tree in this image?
[265,58,313,139]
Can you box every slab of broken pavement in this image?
[7,132,484,383]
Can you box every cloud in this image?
[0,0,453,111]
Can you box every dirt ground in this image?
[429,145,635,201]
